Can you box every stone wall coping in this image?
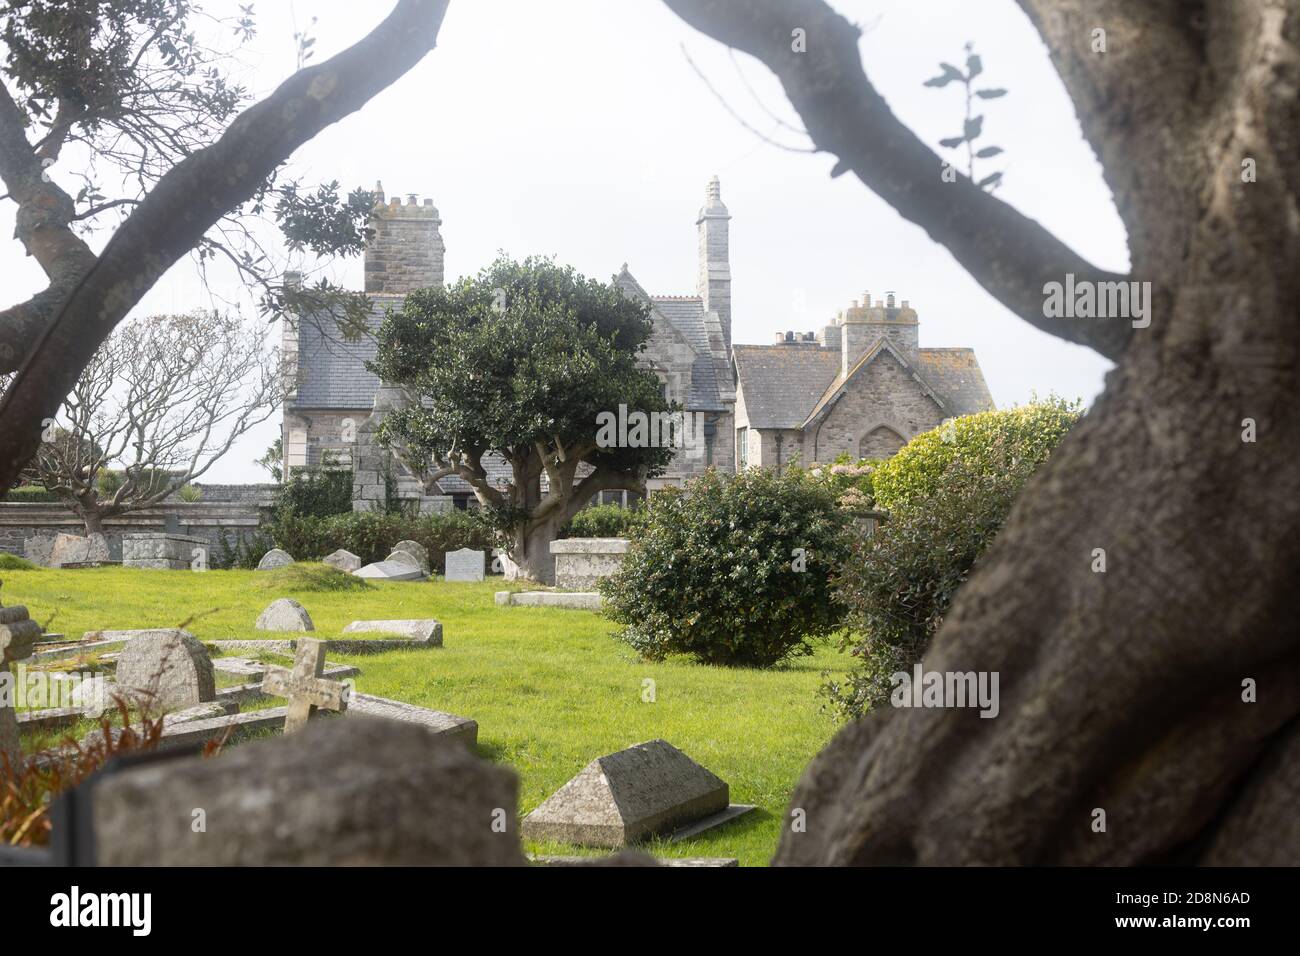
[123,532,210,543]
[550,537,631,555]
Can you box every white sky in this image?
[0,0,1124,482]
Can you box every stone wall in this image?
[0,488,276,560]
[807,349,944,462]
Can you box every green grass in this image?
[3,564,845,865]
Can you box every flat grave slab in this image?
[345,692,477,747]
[495,591,602,611]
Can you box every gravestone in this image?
[354,560,427,581]
[260,638,349,732]
[323,549,362,573]
[121,532,207,570]
[22,535,56,568]
[92,717,524,865]
[0,599,42,766]
[445,548,486,582]
[341,619,442,645]
[114,629,216,713]
[392,539,429,570]
[386,549,426,573]
[522,739,750,848]
[256,548,294,571]
[48,532,111,567]
[255,598,315,632]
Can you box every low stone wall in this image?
[549,538,630,590]
[0,492,275,561]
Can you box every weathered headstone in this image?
[354,560,427,581]
[22,535,56,568]
[48,532,111,567]
[385,549,426,573]
[0,599,42,766]
[114,629,216,713]
[392,539,429,570]
[522,739,750,848]
[260,638,349,732]
[323,549,362,572]
[256,548,294,571]
[255,598,315,632]
[341,619,442,645]
[445,548,486,582]
[92,717,524,865]
[122,532,207,570]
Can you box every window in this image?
[736,427,748,468]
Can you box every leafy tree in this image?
[371,256,674,583]
[924,42,1008,190]
[0,0,452,492]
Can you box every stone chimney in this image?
[696,175,731,351]
[836,290,919,379]
[364,182,445,294]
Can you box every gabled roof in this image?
[615,265,726,412]
[914,348,995,417]
[732,344,840,429]
[803,339,948,428]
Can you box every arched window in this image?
[859,425,906,459]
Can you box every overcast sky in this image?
[1,0,1125,482]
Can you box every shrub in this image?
[601,467,852,667]
[260,508,496,573]
[823,398,1081,720]
[560,503,645,538]
[1,485,61,502]
[277,466,353,518]
[251,563,373,593]
[0,553,36,570]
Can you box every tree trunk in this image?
[80,508,105,536]
[656,0,1300,865]
[508,514,566,586]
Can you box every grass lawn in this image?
[4,564,846,866]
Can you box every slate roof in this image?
[802,340,949,426]
[914,349,995,417]
[733,342,994,429]
[732,344,841,429]
[290,297,399,410]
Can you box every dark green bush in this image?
[0,552,36,570]
[823,398,1080,720]
[560,503,645,539]
[277,466,353,518]
[1,485,62,502]
[259,508,496,573]
[601,467,853,667]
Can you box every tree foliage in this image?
[372,255,674,580]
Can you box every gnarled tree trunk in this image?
[665,0,1300,864]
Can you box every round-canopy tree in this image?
[371,256,674,583]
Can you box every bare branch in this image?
[663,0,1135,360]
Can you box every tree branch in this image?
[662,0,1135,360]
[0,0,451,493]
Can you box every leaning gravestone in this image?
[256,548,294,571]
[392,540,429,571]
[522,739,752,848]
[386,549,427,573]
[114,629,216,713]
[92,717,524,865]
[323,549,362,573]
[255,598,315,632]
[354,560,427,582]
[445,548,486,582]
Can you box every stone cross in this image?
[260,638,349,733]
[0,596,43,767]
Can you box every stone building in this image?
[280,178,993,509]
[732,293,993,468]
